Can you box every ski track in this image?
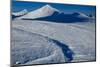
[11,19,96,65]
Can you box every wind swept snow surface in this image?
[11,26,73,65]
[11,19,95,66]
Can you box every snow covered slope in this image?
[17,5,60,19]
[12,9,28,19]
[12,19,95,65]
[15,5,94,22]
[11,4,95,66]
[12,9,28,16]
[11,25,74,65]
[72,12,89,18]
[34,12,93,23]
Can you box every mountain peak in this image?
[41,4,59,12]
[16,4,60,19]
[12,9,28,16]
[45,4,52,8]
[72,12,89,18]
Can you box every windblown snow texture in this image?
[11,4,96,66]
[11,27,74,65]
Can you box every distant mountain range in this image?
[12,9,28,19]
[12,5,95,23]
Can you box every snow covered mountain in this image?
[12,9,28,19]
[11,5,96,65]
[72,12,89,18]
[17,5,60,20]
[11,3,96,66]
[12,9,28,16]
[14,4,95,23]
[34,11,93,23]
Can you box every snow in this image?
[15,5,93,23]
[17,5,60,20]
[11,19,95,65]
[72,12,89,18]
[11,4,96,66]
[11,25,73,65]
[12,9,28,16]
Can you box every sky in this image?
[12,1,96,17]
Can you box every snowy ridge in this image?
[72,12,89,18]
[12,9,28,16]
[12,9,28,19]
[14,5,95,23]
[17,5,60,19]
